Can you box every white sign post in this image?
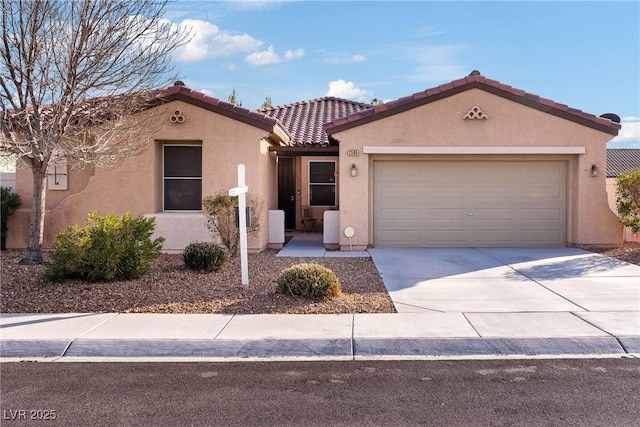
[229,164,249,286]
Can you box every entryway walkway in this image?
[276,232,369,258]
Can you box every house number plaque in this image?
[347,149,360,157]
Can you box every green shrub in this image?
[183,241,226,271]
[45,211,164,282]
[1,186,21,250]
[616,168,640,232]
[276,263,341,298]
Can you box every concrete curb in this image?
[1,336,633,359]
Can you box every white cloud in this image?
[284,48,304,60]
[610,116,640,142]
[321,51,367,64]
[245,45,281,66]
[172,19,262,62]
[326,79,372,102]
[245,45,304,67]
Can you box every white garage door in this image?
[374,161,567,247]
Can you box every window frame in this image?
[162,144,203,211]
[308,160,336,207]
[47,149,68,190]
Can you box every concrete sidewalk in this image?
[1,241,639,361]
[1,311,638,361]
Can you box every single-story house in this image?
[606,148,640,242]
[6,71,623,251]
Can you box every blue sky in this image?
[165,1,640,148]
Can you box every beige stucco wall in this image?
[7,100,279,252]
[334,88,621,249]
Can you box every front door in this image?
[278,157,296,230]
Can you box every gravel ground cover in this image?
[2,243,638,315]
[0,249,395,314]
[584,242,640,266]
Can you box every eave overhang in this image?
[268,146,339,156]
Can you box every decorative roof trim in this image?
[362,146,586,155]
[325,74,621,137]
[157,84,291,141]
[268,145,339,156]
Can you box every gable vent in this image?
[463,106,488,120]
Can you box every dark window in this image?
[309,161,336,206]
[164,145,202,210]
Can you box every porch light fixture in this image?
[350,163,358,177]
[591,164,598,177]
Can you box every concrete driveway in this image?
[368,247,640,314]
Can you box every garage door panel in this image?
[521,185,563,198]
[426,208,469,220]
[473,209,514,220]
[379,208,421,221]
[522,166,564,181]
[521,230,564,244]
[521,208,563,220]
[378,230,422,245]
[474,186,514,198]
[378,185,423,199]
[425,186,467,198]
[427,230,469,244]
[374,161,566,247]
[474,168,513,180]
[473,230,515,244]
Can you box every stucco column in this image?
[338,152,369,251]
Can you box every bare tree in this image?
[0,0,190,264]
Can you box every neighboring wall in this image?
[0,161,16,191]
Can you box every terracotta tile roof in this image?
[159,82,289,138]
[4,82,288,140]
[607,149,640,177]
[260,97,372,146]
[325,72,622,138]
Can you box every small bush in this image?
[276,263,341,299]
[183,241,226,271]
[616,167,640,232]
[45,211,164,283]
[202,191,262,256]
[1,186,21,250]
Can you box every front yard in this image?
[2,243,638,315]
[0,249,396,314]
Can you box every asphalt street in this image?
[1,358,639,426]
